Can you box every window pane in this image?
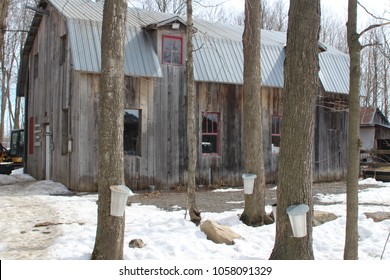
[272,115,282,135]
[172,40,181,51]
[10,132,18,155]
[163,51,172,63]
[272,135,281,148]
[163,39,172,51]
[202,135,218,154]
[171,52,180,64]
[202,115,207,133]
[211,114,218,133]
[124,109,141,156]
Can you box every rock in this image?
[313,210,338,226]
[364,212,390,222]
[200,220,241,245]
[129,239,146,248]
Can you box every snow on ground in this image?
[0,169,389,260]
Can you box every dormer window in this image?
[162,35,183,65]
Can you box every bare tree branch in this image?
[358,1,390,22]
[359,22,390,37]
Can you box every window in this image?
[124,109,141,156]
[271,115,282,148]
[202,112,220,155]
[60,34,67,66]
[61,108,69,155]
[10,130,24,158]
[162,35,183,65]
[34,53,39,79]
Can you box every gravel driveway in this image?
[127,181,381,213]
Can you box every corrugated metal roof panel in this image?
[193,36,243,84]
[67,18,162,77]
[194,37,285,87]
[46,0,351,93]
[124,28,162,77]
[319,52,350,94]
[261,45,284,87]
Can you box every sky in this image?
[1,168,390,279]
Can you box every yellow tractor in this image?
[0,129,24,174]
[9,129,24,167]
[0,142,13,175]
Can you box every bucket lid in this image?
[286,204,309,216]
[110,185,130,194]
[242,173,257,179]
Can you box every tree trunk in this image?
[91,0,128,260]
[1,2,7,141]
[0,0,8,52]
[239,0,269,227]
[186,0,201,225]
[269,0,320,260]
[13,95,20,129]
[0,64,6,142]
[344,0,360,260]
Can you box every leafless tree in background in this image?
[261,0,288,31]
[0,0,35,143]
[361,25,390,116]
[132,0,187,15]
[320,9,348,53]
[0,0,10,142]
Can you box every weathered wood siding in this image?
[261,87,284,182]
[314,94,348,181]
[123,74,159,190]
[25,5,73,188]
[196,82,244,186]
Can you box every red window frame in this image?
[162,35,183,65]
[201,112,220,155]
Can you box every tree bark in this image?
[240,0,268,227]
[186,0,201,225]
[0,0,8,51]
[0,0,9,142]
[269,0,320,260]
[344,0,360,260]
[91,0,128,260]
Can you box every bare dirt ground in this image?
[127,181,382,213]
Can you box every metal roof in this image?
[67,18,162,77]
[360,107,390,126]
[22,0,351,93]
[319,51,350,94]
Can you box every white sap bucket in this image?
[110,185,131,217]
[272,203,277,222]
[242,173,257,194]
[286,204,309,238]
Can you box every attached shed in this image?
[360,107,390,181]
[17,0,351,192]
[360,107,390,162]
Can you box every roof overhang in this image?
[17,2,48,97]
[144,16,187,30]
